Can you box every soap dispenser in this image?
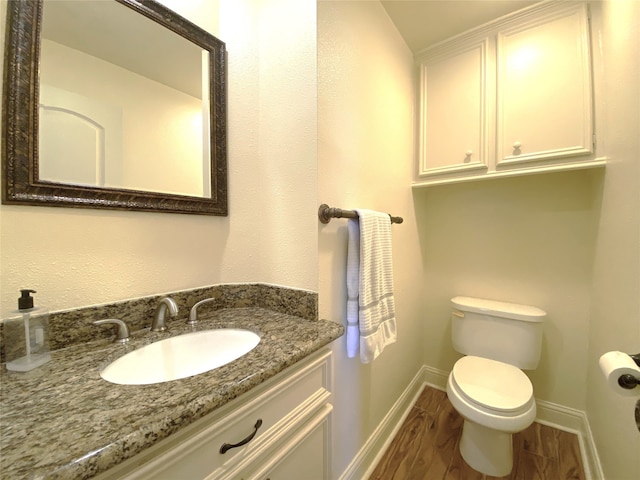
[3,289,52,372]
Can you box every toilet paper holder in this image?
[618,353,640,390]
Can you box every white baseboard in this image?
[337,364,603,480]
[421,364,448,390]
[535,399,604,480]
[337,366,427,480]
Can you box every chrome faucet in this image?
[188,297,216,325]
[93,318,130,343]
[151,297,178,332]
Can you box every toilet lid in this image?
[452,356,533,413]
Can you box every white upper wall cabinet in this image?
[497,3,593,166]
[418,38,490,178]
[414,1,604,187]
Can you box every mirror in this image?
[2,0,227,215]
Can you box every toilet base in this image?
[459,419,513,477]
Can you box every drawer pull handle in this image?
[220,419,263,454]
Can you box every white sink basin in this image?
[100,329,260,385]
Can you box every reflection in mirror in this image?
[40,0,210,197]
[2,0,227,215]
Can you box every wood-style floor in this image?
[369,386,586,480]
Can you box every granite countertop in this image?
[0,307,344,479]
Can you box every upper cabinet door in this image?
[417,38,490,179]
[497,3,593,167]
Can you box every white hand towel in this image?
[346,219,360,358]
[348,209,397,363]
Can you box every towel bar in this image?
[318,204,403,224]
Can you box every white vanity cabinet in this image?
[241,404,332,480]
[414,1,604,187]
[97,349,333,480]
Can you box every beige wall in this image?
[318,1,424,477]
[0,0,318,315]
[586,1,640,479]
[415,169,601,409]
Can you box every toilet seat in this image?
[447,356,538,476]
[451,356,533,414]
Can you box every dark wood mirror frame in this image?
[2,0,227,215]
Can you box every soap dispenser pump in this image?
[18,288,35,309]
[3,289,52,372]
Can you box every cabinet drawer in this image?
[241,403,332,480]
[118,350,331,480]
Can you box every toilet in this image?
[446,296,546,477]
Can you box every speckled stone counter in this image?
[1,284,319,362]
[0,307,343,479]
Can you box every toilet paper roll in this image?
[599,351,640,397]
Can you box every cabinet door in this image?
[249,405,331,480]
[417,38,490,179]
[497,3,593,166]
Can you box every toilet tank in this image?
[451,296,546,370]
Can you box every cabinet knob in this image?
[465,150,473,156]
[513,141,522,149]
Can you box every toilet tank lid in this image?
[451,296,546,322]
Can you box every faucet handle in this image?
[93,319,130,344]
[188,297,216,325]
